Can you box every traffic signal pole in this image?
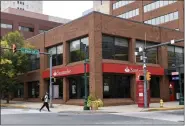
[138,39,184,108]
[1,45,54,108]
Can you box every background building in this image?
[14,12,183,106]
[1,1,43,13]
[110,0,184,31]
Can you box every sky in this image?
[43,1,93,20]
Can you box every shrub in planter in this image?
[87,95,103,110]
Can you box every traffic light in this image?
[12,44,16,53]
[51,77,56,83]
[146,72,151,81]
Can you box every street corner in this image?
[1,103,28,109]
[141,106,184,112]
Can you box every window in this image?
[113,0,135,10]
[135,40,158,64]
[117,8,139,19]
[103,74,131,98]
[69,37,89,62]
[173,11,178,20]
[28,81,39,98]
[102,35,129,61]
[169,13,174,21]
[28,53,40,71]
[17,1,19,4]
[19,26,34,32]
[39,29,46,33]
[150,76,160,98]
[1,23,13,29]
[48,45,63,67]
[69,75,89,99]
[144,0,176,13]
[144,11,178,25]
[164,14,169,22]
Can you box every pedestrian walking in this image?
[40,92,50,112]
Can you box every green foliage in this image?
[0,31,34,102]
[87,95,103,108]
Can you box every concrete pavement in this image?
[1,100,184,113]
[1,108,184,126]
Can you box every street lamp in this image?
[83,44,89,110]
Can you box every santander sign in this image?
[124,66,143,73]
[53,69,71,77]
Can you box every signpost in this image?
[20,48,39,55]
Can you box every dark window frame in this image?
[47,44,63,67]
[69,36,89,63]
[102,34,129,61]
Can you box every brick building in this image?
[15,12,184,106]
[1,8,70,39]
[109,0,184,31]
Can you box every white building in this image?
[1,1,43,14]
[82,1,110,16]
[93,1,110,15]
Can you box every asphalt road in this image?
[1,108,184,126]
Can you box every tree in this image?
[0,31,34,103]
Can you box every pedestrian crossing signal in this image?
[146,72,151,81]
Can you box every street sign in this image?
[172,76,179,80]
[171,72,179,75]
[20,48,39,55]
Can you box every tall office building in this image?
[110,0,184,31]
[1,1,43,14]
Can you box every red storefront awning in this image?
[102,63,164,75]
[42,63,164,79]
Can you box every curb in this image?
[1,104,28,109]
[142,106,184,112]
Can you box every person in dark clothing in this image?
[40,92,50,112]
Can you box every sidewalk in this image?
[1,100,184,113]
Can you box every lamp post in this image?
[83,44,89,110]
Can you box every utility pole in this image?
[137,39,184,108]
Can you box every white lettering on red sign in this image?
[124,66,143,73]
[53,69,71,77]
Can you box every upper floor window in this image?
[113,0,135,10]
[102,35,129,61]
[144,0,177,13]
[69,37,89,63]
[48,45,63,67]
[1,23,13,29]
[144,11,178,25]
[135,40,158,64]
[117,8,139,19]
[168,46,184,67]
[39,30,47,33]
[19,26,34,32]
[28,54,40,71]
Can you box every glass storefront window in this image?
[14,83,24,98]
[69,37,89,63]
[47,78,63,99]
[28,81,39,98]
[102,35,129,61]
[150,76,160,98]
[68,75,89,99]
[103,74,131,98]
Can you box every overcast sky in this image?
[43,1,93,20]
